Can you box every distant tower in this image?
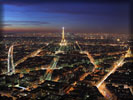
[7,45,15,75]
[60,27,67,46]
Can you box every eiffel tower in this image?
[60,27,67,46]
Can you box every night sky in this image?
[1,0,130,34]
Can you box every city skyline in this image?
[0,1,132,99]
[2,0,130,34]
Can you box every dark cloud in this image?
[1,0,45,5]
[2,24,13,27]
[2,0,129,17]
[5,20,49,25]
[3,21,50,27]
[42,8,128,17]
[1,0,129,5]
[1,0,72,6]
[5,3,128,18]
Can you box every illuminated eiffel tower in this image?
[60,27,67,46]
